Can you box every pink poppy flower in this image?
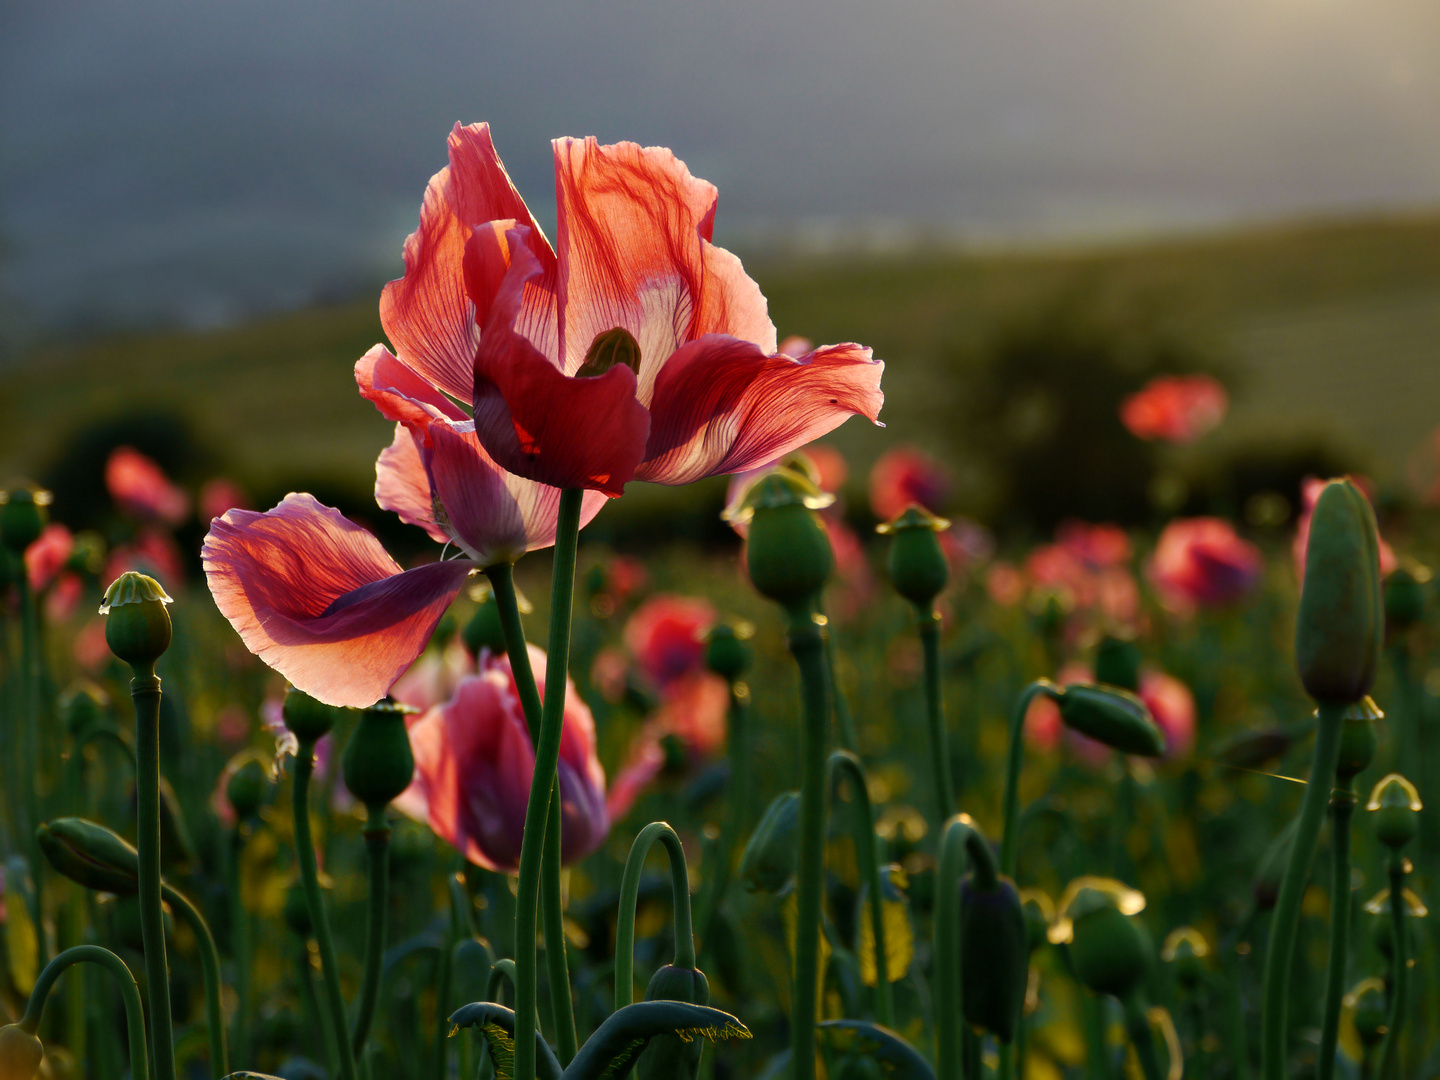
[390,637,474,713]
[383,124,881,498]
[1148,518,1263,613]
[395,644,608,872]
[623,594,717,690]
[44,575,83,623]
[200,478,251,523]
[987,562,1026,607]
[25,523,74,591]
[1138,670,1195,760]
[1056,521,1131,569]
[105,447,190,525]
[1119,375,1228,443]
[1292,475,1396,582]
[869,445,948,522]
[106,528,185,588]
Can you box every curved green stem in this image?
[20,944,149,1080]
[916,610,953,825]
[1000,680,1061,879]
[351,806,391,1059]
[488,958,519,1004]
[615,821,697,1009]
[1123,994,1165,1080]
[788,605,831,1080]
[293,738,359,1080]
[160,881,229,1077]
[935,816,971,1080]
[514,487,584,1080]
[828,750,893,1028]
[1375,858,1409,1079]
[823,619,859,753]
[1317,782,1356,1080]
[1260,699,1345,1080]
[131,668,176,1080]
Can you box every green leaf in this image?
[817,1021,936,1079]
[448,1001,563,1080]
[564,1001,751,1080]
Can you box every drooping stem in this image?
[916,610,953,825]
[1317,781,1356,1080]
[934,816,970,1080]
[351,805,391,1059]
[828,750,893,1028]
[1260,699,1345,1080]
[160,881,229,1077]
[823,621,859,753]
[1375,858,1410,1079]
[1000,680,1061,879]
[131,668,176,1080]
[615,821,697,1009]
[20,944,150,1080]
[293,738,359,1080]
[514,487,584,1080]
[1122,995,1165,1080]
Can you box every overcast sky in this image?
[4,0,1439,331]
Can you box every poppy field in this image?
[2,124,1440,1080]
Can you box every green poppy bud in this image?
[341,702,417,812]
[1160,926,1210,992]
[37,817,140,895]
[1215,725,1295,770]
[1057,684,1164,757]
[101,572,173,670]
[744,477,833,608]
[282,879,313,938]
[878,505,950,608]
[959,876,1028,1041]
[59,680,108,737]
[1367,773,1421,850]
[462,595,508,658]
[1345,978,1388,1048]
[1384,566,1426,631]
[739,790,800,893]
[282,688,337,744]
[1334,697,1382,781]
[0,486,49,554]
[637,964,711,1080]
[225,754,272,822]
[1019,889,1055,954]
[1051,878,1150,999]
[704,623,752,681]
[0,1024,44,1080]
[1295,479,1383,704]
[1093,635,1141,694]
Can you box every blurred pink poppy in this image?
[623,594,717,689]
[606,670,731,822]
[44,575,83,623]
[824,518,878,620]
[986,562,1026,607]
[589,647,630,704]
[1292,475,1396,582]
[106,447,190,525]
[106,529,185,588]
[200,478,251,523]
[391,637,475,713]
[1138,670,1195,760]
[869,445,948,522]
[25,523,73,591]
[1120,375,1228,443]
[1057,520,1131,568]
[1025,662,1090,752]
[395,644,608,872]
[1149,518,1263,613]
[386,124,881,498]
[74,617,111,671]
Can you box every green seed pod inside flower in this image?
[1020,889,1055,954]
[225,754,272,822]
[1050,878,1150,999]
[743,475,834,608]
[576,326,642,378]
[739,790,800,893]
[283,688,337,744]
[37,817,140,895]
[1295,479,1383,704]
[282,879,313,938]
[342,702,417,812]
[1057,684,1164,757]
[1335,697,1382,781]
[704,623,752,681]
[0,1024,44,1080]
[462,594,508,658]
[101,572,173,670]
[1367,773,1422,850]
[959,876,1028,1041]
[1160,926,1210,992]
[1384,566,1426,631]
[59,680,109,737]
[1346,978,1389,1049]
[878,505,951,608]
[637,964,711,1080]
[0,486,49,553]
[1093,635,1141,694]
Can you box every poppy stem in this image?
[1260,699,1344,1080]
[823,620,859,752]
[1122,994,1165,1080]
[159,881,229,1077]
[615,821,698,1009]
[351,805,391,1059]
[1375,856,1409,1079]
[934,816,970,1080]
[1000,680,1062,879]
[293,737,359,1080]
[227,825,252,1066]
[19,575,48,966]
[828,750,893,1028]
[514,487,584,1080]
[916,610,954,825]
[19,945,150,1080]
[1317,780,1356,1080]
[131,666,177,1080]
[695,677,751,976]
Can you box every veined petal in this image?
[473,238,650,496]
[376,423,449,544]
[380,123,556,404]
[553,138,776,399]
[202,494,474,707]
[356,344,469,428]
[424,421,528,565]
[638,337,884,485]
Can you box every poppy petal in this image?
[375,423,448,544]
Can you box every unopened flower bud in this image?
[341,702,417,812]
[1093,635,1141,694]
[704,623,752,681]
[739,790,800,893]
[1051,878,1150,999]
[1345,978,1388,1048]
[462,595,508,658]
[101,572,173,670]
[0,486,50,554]
[1057,684,1164,757]
[960,875,1027,1041]
[0,1023,44,1080]
[1385,566,1426,631]
[1295,479,1383,704]
[224,753,272,822]
[1334,697,1382,781]
[638,964,711,1080]
[59,680,108,737]
[878,505,950,608]
[1367,773,1422,850]
[743,475,833,608]
[283,688,337,744]
[37,817,140,895]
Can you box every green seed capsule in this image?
[746,503,832,608]
[879,505,951,608]
[224,754,272,822]
[1057,684,1165,757]
[1346,978,1388,1048]
[341,702,417,812]
[0,1024,44,1080]
[1367,773,1422,850]
[283,688,338,743]
[37,817,140,895]
[1334,697,1382,781]
[637,964,711,1080]
[101,572,173,670]
[739,791,800,893]
[462,594,508,658]
[1295,479,1383,704]
[959,876,1028,1042]
[1160,926,1210,992]
[1051,878,1151,999]
[59,680,109,737]
[704,623,752,681]
[0,486,49,554]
